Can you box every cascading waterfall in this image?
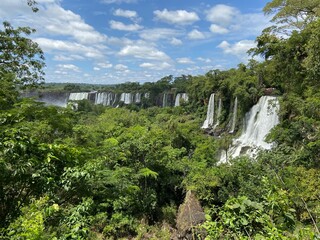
[213,98,222,129]
[69,92,89,101]
[181,93,189,102]
[175,93,181,107]
[120,93,134,104]
[135,93,141,103]
[162,93,168,107]
[201,93,215,129]
[175,93,189,107]
[95,92,115,106]
[229,97,238,133]
[144,93,150,98]
[220,96,280,163]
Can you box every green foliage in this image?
[0,21,45,88]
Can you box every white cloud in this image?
[57,64,81,72]
[176,57,194,64]
[109,20,143,31]
[170,38,183,46]
[42,5,107,44]
[197,57,211,63]
[101,0,137,4]
[114,64,128,71]
[35,38,105,59]
[209,24,229,34]
[140,62,172,70]
[53,54,85,61]
[206,4,238,26]
[188,29,205,39]
[114,8,138,19]
[154,9,199,25]
[139,28,181,41]
[218,40,256,60]
[94,67,101,71]
[97,62,113,69]
[119,45,170,61]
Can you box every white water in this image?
[135,93,141,103]
[202,93,215,129]
[95,92,115,106]
[220,96,280,162]
[213,98,222,129]
[229,97,238,133]
[175,93,189,107]
[175,93,181,107]
[69,92,89,101]
[162,93,168,107]
[120,93,133,104]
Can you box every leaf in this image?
[138,167,158,179]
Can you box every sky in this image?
[0,0,272,84]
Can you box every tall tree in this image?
[264,0,320,32]
[0,21,45,88]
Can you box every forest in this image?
[0,0,320,239]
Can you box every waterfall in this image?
[135,93,141,103]
[162,93,168,107]
[175,93,181,107]
[69,92,89,101]
[144,93,150,98]
[175,93,189,107]
[120,93,133,104]
[220,96,280,163]
[95,92,115,106]
[201,93,215,129]
[213,98,222,129]
[181,93,189,102]
[229,97,238,133]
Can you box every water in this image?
[201,93,215,129]
[120,93,133,104]
[174,93,189,107]
[162,93,168,107]
[69,92,89,101]
[213,98,222,129]
[220,96,280,162]
[229,97,238,133]
[175,93,181,107]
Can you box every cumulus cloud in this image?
[209,24,229,34]
[97,62,113,69]
[114,9,137,18]
[154,9,199,25]
[206,4,238,26]
[197,57,211,63]
[57,64,81,72]
[188,29,205,39]
[41,5,107,44]
[114,64,128,71]
[119,45,170,61]
[109,20,143,31]
[53,54,85,61]
[218,40,256,60]
[140,62,172,70]
[170,38,183,46]
[176,57,194,64]
[139,28,181,41]
[205,4,271,37]
[35,38,105,59]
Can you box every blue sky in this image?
[1,0,271,84]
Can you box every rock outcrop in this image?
[176,191,206,239]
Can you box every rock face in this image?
[176,191,206,239]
